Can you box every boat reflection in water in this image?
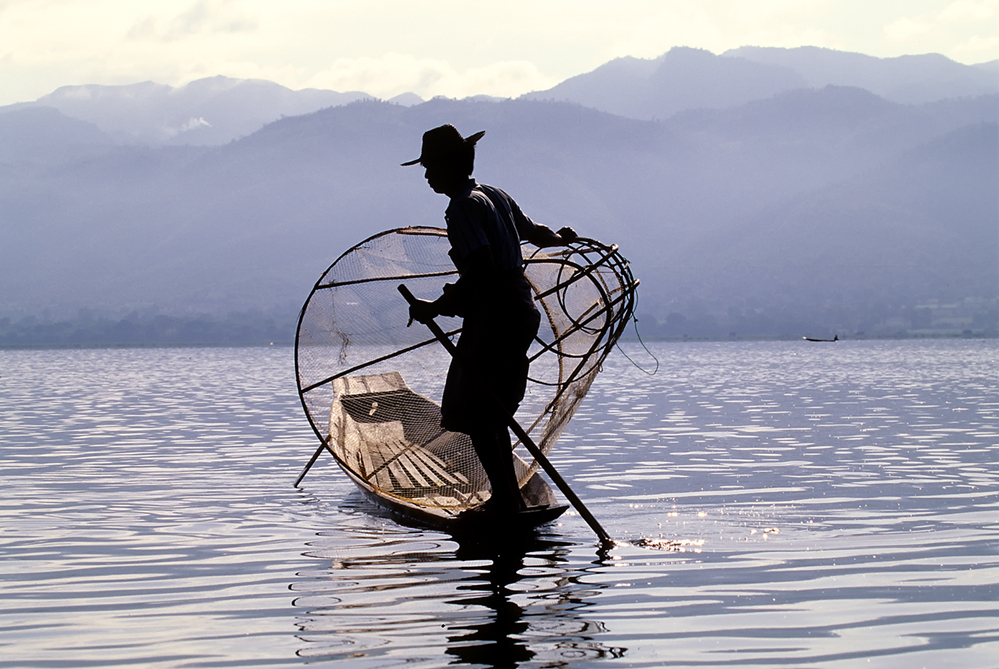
[292,494,625,666]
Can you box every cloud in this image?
[126,16,158,40]
[953,34,999,60]
[126,0,258,42]
[453,61,560,98]
[167,0,213,38]
[306,53,558,99]
[883,2,998,58]
[1,0,995,106]
[180,116,210,131]
[884,16,933,42]
[940,0,998,21]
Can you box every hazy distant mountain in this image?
[1,89,994,340]
[725,46,999,104]
[1,76,371,146]
[388,92,425,107]
[522,47,808,120]
[523,46,999,121]
[666,86,998,192]
[662,121,998,336]
[0,106,113,164]
[8,45,993,149]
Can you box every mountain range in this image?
[526,46,998,120]
[2,76,372,146]
[0,47,996,344]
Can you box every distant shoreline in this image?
[2,307,994,350]
[2,331,994,351]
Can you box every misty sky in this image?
[0,0,996,105]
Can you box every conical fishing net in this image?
[295,227,637,519]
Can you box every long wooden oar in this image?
[398,284,614,547]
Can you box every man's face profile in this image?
[423,160,466,195]
[424,165,449,194]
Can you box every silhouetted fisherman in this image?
[403,124,576,513]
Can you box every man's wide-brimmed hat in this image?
[401,124,485,167]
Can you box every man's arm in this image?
[494,187,577,248]
[525,224,578,248]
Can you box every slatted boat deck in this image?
[329,372,489,508]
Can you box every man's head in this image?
[402,125,484,194]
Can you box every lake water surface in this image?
[1,340,997,668]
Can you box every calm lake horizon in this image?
[1,339,996,668]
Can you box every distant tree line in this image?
[2,298,995,347]
[0,311,296,347]
[628,299,998,341]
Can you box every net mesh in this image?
[295,226,637,517]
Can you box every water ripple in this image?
[1,340,997,667]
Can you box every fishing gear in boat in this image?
[294,226,638,535]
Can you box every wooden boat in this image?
[327,370,568,530]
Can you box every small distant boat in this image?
[803,335,839,342]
